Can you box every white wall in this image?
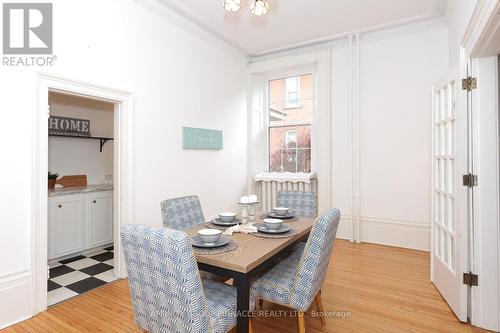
[332,27,449,249]
[251,25,449,251]
[356,27,448,249]
[0,0,248,327]
[48,93,114,185]
[447,0,478,66]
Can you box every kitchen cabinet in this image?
[48,195,85,259]
[48,190,113,260]
[87,192,113,248]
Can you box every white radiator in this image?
[255,172,318,213]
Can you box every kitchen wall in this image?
[0,0,248,327]
[48,93,114,185]
[250,23,449,251]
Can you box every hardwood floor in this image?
[2,240,490,333]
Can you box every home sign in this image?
[49,116,91,137]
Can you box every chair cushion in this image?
[202,279,255,333]
[250,243,305,308]
[202,279,237,333]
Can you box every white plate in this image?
[211,218,241,226]
[191,235,230,248]
[254,223,292,234]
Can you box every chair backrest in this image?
[121,224,210,333]
[160,195,206,230]
[290,208,341,311]
[277,191,318,217]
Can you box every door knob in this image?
[57,204,62,208]
[93,200,97,203]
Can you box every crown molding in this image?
[250,16,447,62]
[135,0,448,60]
[133,0,249,60]
[462,0,500,58]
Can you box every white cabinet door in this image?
[48,195,85,260]
[87,191,113,248]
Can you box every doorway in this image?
[33,74,134,314]
[47,92,116,305]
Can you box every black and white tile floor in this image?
[48,246,117,306]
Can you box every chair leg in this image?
[297,311,306,333]
[315,291,326,326]
[249,318,254,333]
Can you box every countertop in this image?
[48,184,113,197]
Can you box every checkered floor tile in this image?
[48,246,117,306]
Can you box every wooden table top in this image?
[186,215,315,273]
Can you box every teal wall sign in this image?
[182,127,223,150]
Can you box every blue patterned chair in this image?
[121,224,254,333]
[160,196,227,282]
[277,191,318,218]
[251,208,340,333]
[160,195,206,230]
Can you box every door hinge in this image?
[462,173,478,187]
[462,77,477,91]
[463,272,478,286]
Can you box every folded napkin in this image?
[223,223,258,235]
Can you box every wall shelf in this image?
[49,134,114,152]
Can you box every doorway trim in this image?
[32,74,134,314]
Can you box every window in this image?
[285,76,300,108]
[268,73,313,173]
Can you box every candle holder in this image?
[238,201,260,224]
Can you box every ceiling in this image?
[161,0,448,56]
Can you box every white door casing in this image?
[431,66,468,322]
[34,74,134,315]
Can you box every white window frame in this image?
[248,50,331,212]
[266,69,315,173]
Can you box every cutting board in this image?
[56,175,87,187]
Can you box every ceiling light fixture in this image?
[223,0,241,12]
[250,0,269,16]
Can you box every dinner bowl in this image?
[262,218,284,231]
[273,207,289,216]
[197,229,222,244]
[219,212,237,222]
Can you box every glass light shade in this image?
[223,0,241,12]
[250,0,269,16]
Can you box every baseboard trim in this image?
[336,216,430,251]
[0,270,33,329]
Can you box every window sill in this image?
[254,172,316,183]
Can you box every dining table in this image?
[186,213,315,333]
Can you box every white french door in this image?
[431,67,468,322]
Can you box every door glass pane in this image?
[450,237,455,271]
[439,194,445,225]
[447,197,454,232]
[446,160,453,193]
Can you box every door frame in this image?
[461,0,500,330]
[32,74,134,314]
